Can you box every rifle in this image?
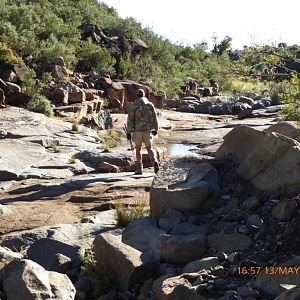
[123,124,135,159]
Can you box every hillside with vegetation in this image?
[0,0,300,101]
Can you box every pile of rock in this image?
[165,95,281,119]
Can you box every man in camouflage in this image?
[126,89,159,175]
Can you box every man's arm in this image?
[126,104,135,132]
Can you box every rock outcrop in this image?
[150,158,220,218]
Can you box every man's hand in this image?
[126,133,131,140]
[152,130,157,136]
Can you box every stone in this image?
[47,253,72,273]
[216,125,266,163]
[27,238,82,270]
[153,275,207,300]
[265,121,300,141]
[52,56,65,67]
[93,232,157,291]
[170,223,208,236]
[51,65,68,80]
[241,196,260,211]
[0,246,23,281]
[254,256,300,297]
[271,199,297,221]
[158,217,181,233]
[3,259,75,300]
[5,81,21,93]
[275,286,300,300]
[0,223,115,253]
[160,234,207,265]
[98,161,120,173]
[246,214,264,229]
[50,87,68,105]
[237,132,300,196]
[183,257,220,273]
[150,158,220,218]
[238,96,254,106]
[238,108,253,119]
[0,140,47,180]
[122,217,165,264]
[207,233,252,254]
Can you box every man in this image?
[126,88,159,175]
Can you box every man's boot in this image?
[153,159,160,174]
[135,161,143,175]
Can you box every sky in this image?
[100,0,299,50]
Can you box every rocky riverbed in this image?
[0,105,300,300]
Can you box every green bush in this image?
[0,41,21,63]
[280,74,300,124]
[27,94,53,116]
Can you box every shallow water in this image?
[154,143,199,157]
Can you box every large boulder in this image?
[216,125,266,163]
[122,217,165,264]
[3,259,75,300]
[237,132,300,196]
[265,121,300,141]
[275,287,300,300]
[92,232,157,291]
[150,158,220,218]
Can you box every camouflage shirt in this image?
[127,97,158,132]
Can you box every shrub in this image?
[72,121,80,131]
[280,74,300,124]
[27,94,52,116]
[0,41,21,63]
[116,200,149,227]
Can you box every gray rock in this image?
[246,214,264,229]
[158,217,181,233]
[271,199,297,221]
[275,286,300,300]
[1,223,116,252]
[254,256,300,297]
[152,275,207,300]
[183,256,220,273]
[122,217,165,264]
[207,233,252,254]
[216,125,266,163]
[52,56,65,67]
[237,132,300,196]
[170,223,208,236]
[241,196,260,211]
[265,121,300,141]
[160,234,207,265]
[239,96,255,106]
[93,233,157,291]
[27,238,81,270]
[150,158,220,218]
[238,108,253,119]
[3,259,75,300]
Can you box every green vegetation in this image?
[1,0,300,122]
[100,130,122,152]
[27,94,52,116]
[72,121,80,131]
[280,74,300,125]
[116,201,149,227]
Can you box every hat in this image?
[136,89,145,97]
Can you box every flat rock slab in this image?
[150,158,220,218]
[0,140,47,180]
